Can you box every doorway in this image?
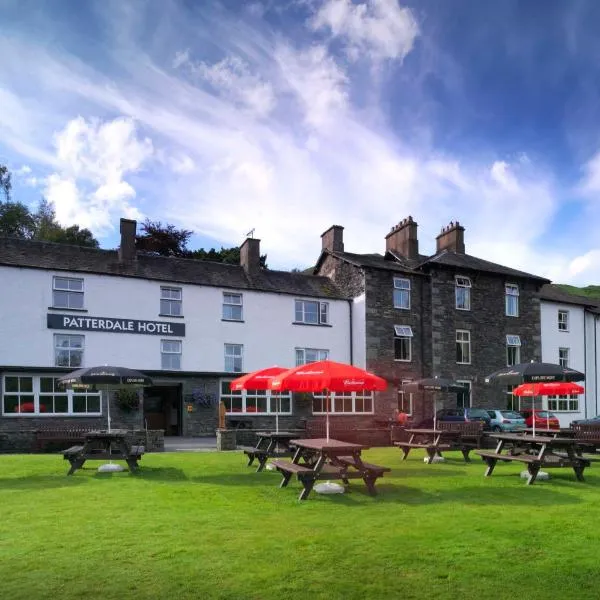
[143,385,182,436]
[456,380,472,408]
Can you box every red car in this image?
[520,409,560,430]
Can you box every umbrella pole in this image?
[326,389,330,441]
[106,385,111,433]
[275,392,279,434]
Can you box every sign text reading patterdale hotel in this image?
[47,314,185,337]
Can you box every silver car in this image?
[487,410,526,432]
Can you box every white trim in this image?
[1,373,102,417]
[558,309,569,332]
[219,378,293,415]
[312,391,374,415]
[393,277,411,310]
[398,380,413,415]
[505,283,519,317]
[455,276,471,311]
[456,329,471,364]
[52,275,85,309]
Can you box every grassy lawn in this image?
[1,447,600,600]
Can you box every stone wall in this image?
[428,266,544,412]
[181,377,220,435]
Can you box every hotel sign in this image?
[47,314,185,337]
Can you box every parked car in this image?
[571,415,600,425]
[486,409,526,432]
[520,409,560,430]
[435,407,492,430]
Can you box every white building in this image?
[0,219,351,440]
[539,285,600,427]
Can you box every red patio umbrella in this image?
[230,366,290,432]
[513,381,584,434]
[269,360,387,440]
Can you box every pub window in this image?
[455,276,471,311]
[456,330,471,364]
[160,286,182,317]
[161,339,182,370]
[224,344,243,373]
[393,278,411,310]
[505,284,519,317]
[394,325,413,361]
[223,293,243,321]
[295,348,329,366]
[294,300,329,325]
[52,276,84,309]
[54,334,84,368]
[558,310,569,332]
[506,335,521,366]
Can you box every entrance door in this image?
[143,385,182,436]
[456,381,471,408]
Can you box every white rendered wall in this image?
[352,293,366,368]
[0,266,350,372]
[540,300,587,426]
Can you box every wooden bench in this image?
[476,450,542,484]
[395,441,452,464]
[63,443,144,474]
[36,428,96,452]
[336,456,391,476]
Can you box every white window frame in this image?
[161,339,182,370]
[505,283,519,317]
[455,276,471,311]
[456,330,471,364]
[398,379,413,415]
[547,394,579,412]
[312,391,374,415]
[1,374,101,417]
[558,310,569,332]
[219,379,292,415]
[52,276,84,309]
[295,348,329,366]
[160,286,183,317]
[558,347,570,368]
[393,277,411,310]
[456,380,472,409]
[224,344,244,373]
[394,325,413,362]
[294,299,329,325]
[54,334,84,368]
[506,335,521,366]
[222,293,243,321]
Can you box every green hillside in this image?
[556,284,600,300]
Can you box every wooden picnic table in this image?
[270,438,390,501]
[395,428,473,464]
[239,430,305,472]
[62,429,144,475]
[476,433,589,485]
[521,428,573,437]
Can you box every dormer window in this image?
[455,276,471,311]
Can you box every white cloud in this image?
[174,55,276,118]
[44,117,153,233]
[169,155,196,175]
[15,165,31,175]
[579,150,600,195]
[311,0,419,61]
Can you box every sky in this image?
[2,0,600,283]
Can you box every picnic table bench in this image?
[239,430,305,472]
[395,427,475,463]
[271,438,390,500]
[35,427,97,452]
[476,433,589,485]
[63,430,144,475]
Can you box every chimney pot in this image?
[436,220,466,254]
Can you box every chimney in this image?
[321,225,344,253]
[436,220,465,254]
[118,218,137,262]
[385,216,419,259]
[240,237,261,274]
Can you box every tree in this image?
[187,246,268,268]
[32,199,99,248]
[0,164,11,202]
[136,219,193,256]
[0,201,36,238]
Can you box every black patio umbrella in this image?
[484,362,585,386]
[402,377,467,429]
[58,366,152,432]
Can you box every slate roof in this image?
[324,250,422,274]
[421,250,551,282]
[538,284,600,308]
[0,237,348,300]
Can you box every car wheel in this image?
[493,426,502,432]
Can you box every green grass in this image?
[555,283,600,300]
[1,448,600,600]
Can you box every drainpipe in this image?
[348,298,354,366]
[584,310,588,419]
[594,315,598,414]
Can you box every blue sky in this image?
[2,0,600,283]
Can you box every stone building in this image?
[315,217,551,425]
